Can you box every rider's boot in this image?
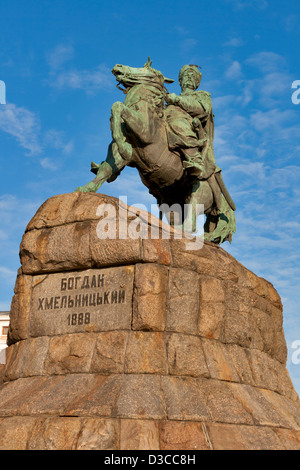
[182,148,206,177]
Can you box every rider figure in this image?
[165,64,222,213]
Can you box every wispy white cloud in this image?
[43,129,74,155]
[47,44,74,70]
[225,60,243,80]
[0,103,42,156]
[46,44,112,94]
[50,65,112,93]
[246,51,287,74]
[283,14,298,33]
[225,0,268,10]
[223,37,244,47]
[0,104,74,160]
[179,38,198,56]
[40,157,58,171]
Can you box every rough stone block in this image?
[161,376,212,422]
[28,417,82,450]
[245,348,296,399]
[65,375,124,417]
[141,239,171,265]
[0,417,38,450]
[120,419,160,450]
[134,263,168,296]
[132,292,167,331]
[229,383,300,430]
[90,221,142,268]
[222,309,263,351]
[204,379,254,425]
[115,375,166,420]
[16,337,50,378]
[159,421,210,450]
[200,277,225,303]
[198,302,225,340]
[166,268,199,334]
[8,272,32,344]
[124,332,168,374]
[273,428,300,450]
[132,264,168,331]
[206,423,283,450]
[166,333,209,378]
[225,343,255,386]
[201,338,240,382]
[20,222,93,274]
[90,331,128,374]
[44,334,96,375]
[76,418,120,450]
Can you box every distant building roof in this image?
[0,312,9,317]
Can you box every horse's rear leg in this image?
[75,142,127,193]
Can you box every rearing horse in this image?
[75,60,236,243]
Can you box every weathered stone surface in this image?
[8,271,32,344]
[272,428,300,450]
[159,421,210,450]
[76,418,120,450]
[200,277,225,303]
[133,293,167,331]
[44,334,95,375]
[90,229,142,268]
[124,332,168,374]
[0,416,38,450]
[28,417,81,450]
[20,222,93,274]
[229,383,300,430]
[166,333,209,378]
[115,375,166,420]
[204,379,254,425]
[90,331,128,374]
[206,423,283,450]
[201,338,240,382]
[166,268,200,334]
[5,337,50,380]
[198,302,225,340]
[161,376,212,422]
[120,419,160,450]
[1,193,299,450]
[132,264,168,331]
[141,239,171,265]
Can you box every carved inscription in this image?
[29,267,134,337]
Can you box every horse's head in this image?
[112,58,174,90]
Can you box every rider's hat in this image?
[179,64,202,88]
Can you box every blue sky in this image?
[0,0,300,391]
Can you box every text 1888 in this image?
[67,312,90,326]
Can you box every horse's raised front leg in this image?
[111,101,133,160]
[122,101,154,144]
[75,141,127,193]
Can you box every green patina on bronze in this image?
[75,59,236,244]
